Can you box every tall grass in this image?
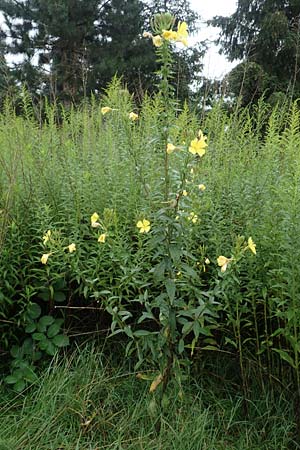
[0,344,297,450]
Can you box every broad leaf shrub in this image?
[1,12,300,404]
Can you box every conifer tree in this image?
[211,0,300,105]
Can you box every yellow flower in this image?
[176,21,188,46]
[217,256,232,273]
[98,233,106,243]
[43,230,51,245]
[188,212,198,223]
[205,258,210,264]
[91,212,100,228]
[41,253,51,264]
[101,106,112,115]
[68,243,76,253]
[182,190,188,197]
[152,35,163,47]
[136,219,151,233]
[162,29,177,41]
[189,130,207,157]
[166,143,176,154]
[248,237,256,255]
[129,112,139,121]
[198,184,206,191]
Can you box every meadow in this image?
[1,72,300,447]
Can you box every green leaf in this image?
[14,380,26,392]
[133,330,154,337]
[22,367,38,383]
[27,303,41,319]
[182,321,193,335]
[39,315,55,327]
[272,348,296,368]
[165,279,176,304]
[39,338,50,350]
[153,260,166,281]
[53,291,66,303]
[45,341,57,356]
[53,279,66,290]
[178,338,185,354]
[25,323,36,333]
[52,334,69,347]
[5,375,18,384]
[181,263,198,280]
[38,289,50,302]
[169,244,181,263]
[10,345,21,359]
[47,323,61,338]
[32,332,46,341]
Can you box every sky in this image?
[189,0,238,79]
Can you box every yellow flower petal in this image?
[98,233,106,243]
[101,106,112,115]
[198,184,206,191]
[152,35,163,47]
[217,255,232,273]
[188,137,207,157]
[248,237,256,255]
[166,143,176,154]
[68,243,76,253]
[129,112,138,121]
[43,230,51,245]
[176,21,188,46]
[136,219,151,233]
[162,29,177,41]
[41,253,51,264]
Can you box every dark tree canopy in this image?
[0,0,204,104]
[210,0,300,105]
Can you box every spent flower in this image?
[217,256,232,273]
[91,212,101,228]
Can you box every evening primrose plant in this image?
[106,13,241,405]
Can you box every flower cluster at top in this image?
[143,21,188,48]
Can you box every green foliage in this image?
[4,301,69,392]
[211,0,300,105]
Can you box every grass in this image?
[0,343,298,450]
